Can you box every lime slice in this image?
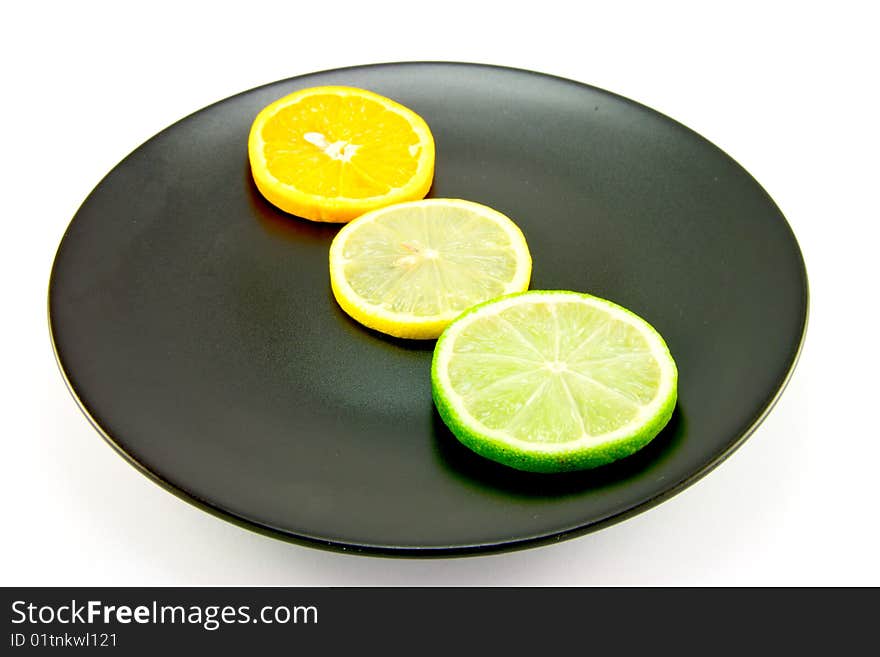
[329,199,531,339]
[431,291,678,472]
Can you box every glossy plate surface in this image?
[49,63,808,555]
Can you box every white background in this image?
[3,1,877,586]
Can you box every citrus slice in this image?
[329,199,532,339]
[248,86,435,222]
[432,291,678,472]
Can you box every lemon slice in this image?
[248,86,435,222]
[329,199,532,339]
[431,291,678,472]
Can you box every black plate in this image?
[49,63,808,556]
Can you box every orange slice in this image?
[248,86,435,222]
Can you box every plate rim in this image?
[47,61,810,557]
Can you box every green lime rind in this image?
[431,290,678,473]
